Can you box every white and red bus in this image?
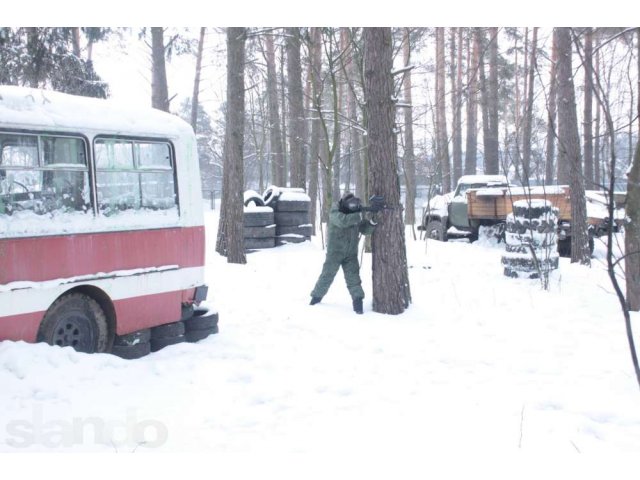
[0,86,216,358]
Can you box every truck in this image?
[418,175,622,256]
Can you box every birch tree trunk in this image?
[215,27,247,264]
[151,27,170,112]
[364,27,411,315]
[556,27,590,265]
[191,27,206,132]
[287,27,305,189]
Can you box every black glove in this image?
[362,194,386,212]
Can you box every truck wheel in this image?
[424,220,447,241]
[37,293,109,353]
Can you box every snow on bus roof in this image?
[0,86,192,138]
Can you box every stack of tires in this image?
[502,199,559,279]
[244,190,276,250]
[263,186,311,246]
[111,306,219,359]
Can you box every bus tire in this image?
[37,293,109,354]
[111,341,151,360]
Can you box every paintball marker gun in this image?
[360,194,393,213]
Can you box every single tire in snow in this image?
[184,310,219,331]
[185,326,219,343]
[111,341,151,360]
[276,234,307,246]
[276,224,312,237]
[37,293,109,353]
[243,194,265,207]
[424,219,447,241]
[244,225,276,239]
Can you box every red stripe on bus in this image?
[0,289,195,342]
[0,311,42,342]
[0,226,204,284]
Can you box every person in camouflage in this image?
[309,192,382,314]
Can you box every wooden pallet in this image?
[467,186,571,221]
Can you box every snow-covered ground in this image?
[1,207,639,457]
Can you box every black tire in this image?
[111,341,151,360]
[513,203,556,219]
[243,194,265,207]
[501,254,559,272]
[274,211,310,227]
[245,237,276,249]
[150,335,185,352]
[244,225,276,239]
[276,224,312,237]
[244,209,274,227]
[114,328,151,347]
[185,326,219,343]
[424,219,447,241]
[274,199,310,212]
[37,293,109,353]
[151,321,185,339]
[503,266,539,279]
[184,311,219,331]
[262,186,281,206]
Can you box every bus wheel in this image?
[37,293,109,354]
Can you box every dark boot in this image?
[310,296,322,305]
[352,298,363,314]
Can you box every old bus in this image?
[0,86,217,359]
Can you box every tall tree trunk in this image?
[626,28,640,311]
[308,28,322,236]
[485,27,500,174]
[435,27,451,192]
[556,27,590,265]
[583,27,594,189]
[280,48,288,185]
[215,27,247,264]
[465,29,479,175]
[403,28,416,226]
[191,27,206,132]
[478,29,492,174]
[287,27,305,189]
[265,35,285,187]
[151,27,170,112]
[450,28,463,187]
[522,27,537,184]
[546,32,558,184]
[364,27,411,315]
[594,40,601,187]
[72,27,81,57]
